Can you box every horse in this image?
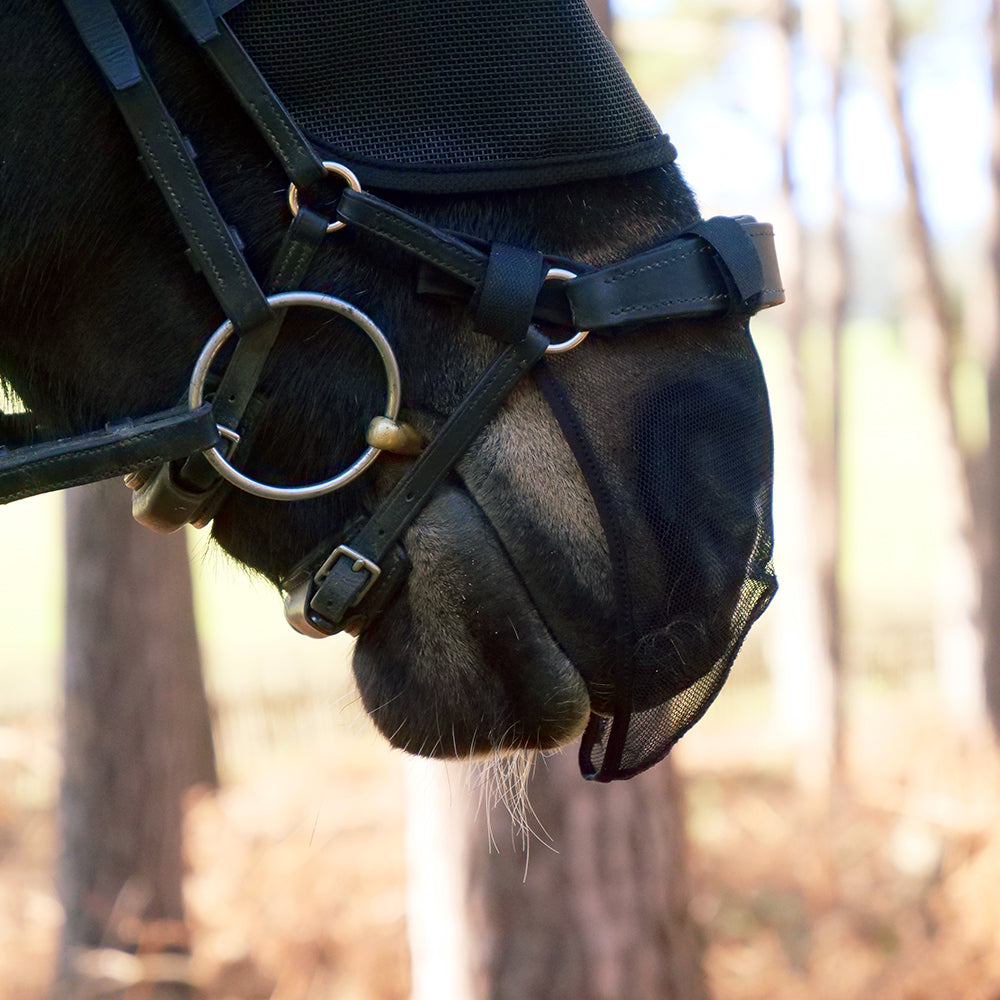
[0,0,781,782]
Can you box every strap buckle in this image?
[282,543,382,638]
[316,545,382,602]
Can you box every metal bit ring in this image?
[188,291,400,501]
[543,268,590,354]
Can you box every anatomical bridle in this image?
[0,0,783,640]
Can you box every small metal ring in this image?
[188,291,400,501]
[287,161,362,234]
[542,268,590,354]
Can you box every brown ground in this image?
[3,680,1000,1000]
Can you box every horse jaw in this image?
[351,484,591,758]
[350,378,613,758]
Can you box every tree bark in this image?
[57,479,216,998]
[469,752,705,1000]
[764,0,839,789]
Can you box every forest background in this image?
[3,0,1000,998]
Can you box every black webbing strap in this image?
[63,0,272,334]
[473,244,547,343]
[0,404,220,504]
[294,327,550,634]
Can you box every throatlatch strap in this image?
[0,405,220,504]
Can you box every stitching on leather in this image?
[346,198,482,283]
[599,244,710,285]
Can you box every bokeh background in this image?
[4,1,1000,997]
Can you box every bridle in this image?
[0,0,784,641]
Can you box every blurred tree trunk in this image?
[984,0,1000,737]
[809,0,850,773]
[56,479,217,999]
[406,5,707,996]
[405,753,706,1000]
[764,0,838,789]
[468,752,705,1000]
[866,0,985,729]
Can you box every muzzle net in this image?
[535,323,775,780]
[218,0,776,780]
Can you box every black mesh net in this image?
[219,0,677,191]
[534,318,776,781]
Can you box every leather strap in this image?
[159,0,326,188]
[294,326,550,634]
[337,189,486,286]
[340,189,784,331]
[565,217,784,330]
[64,0,273,334]
[0,404,219,504]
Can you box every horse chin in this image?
[350,485,592,760]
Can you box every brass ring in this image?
[287,161,362,234]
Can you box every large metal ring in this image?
[188,291,400,501]
[542,268,590,354]
[287,161,362,234]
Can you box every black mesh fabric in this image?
[535,319,776,781]
[217,0,677,192]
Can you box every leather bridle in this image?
[0,0,784,640]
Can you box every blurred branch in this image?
[981,0,1000,734]
[864,0,985,728]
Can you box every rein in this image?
[0,0,783,642]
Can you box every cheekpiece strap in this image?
[159,0,327,188]
[286,327,551,636]
[64,0,272,334]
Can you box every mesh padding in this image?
[535,320,776,781]
[223,0,677,192]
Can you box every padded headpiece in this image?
[216,0,678,192]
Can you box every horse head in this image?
[0,0,780,780]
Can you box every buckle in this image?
[316,545,382,602]
[281,543,382,638]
